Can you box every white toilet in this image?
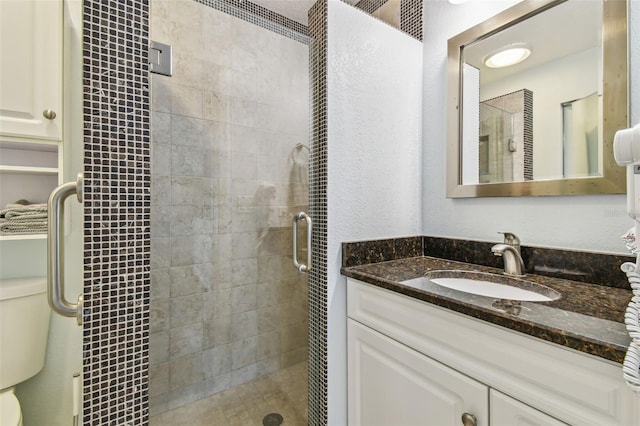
[0,278,51,426]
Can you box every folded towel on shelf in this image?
[0,203,47,218]
[0,220,48,235]
[0,200,48,236]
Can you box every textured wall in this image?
[422,0,640,254]
[327,0,423,422]
[149,0,309,415]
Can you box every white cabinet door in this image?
[0,0,62,140]
[490,389,568,426]
[348,320,488,426]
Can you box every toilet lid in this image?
[0,390,21,426]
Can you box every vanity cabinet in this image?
[348,319,488,425]
[349,320,567,426]
[347,278,640,426]
[0,0,63,141]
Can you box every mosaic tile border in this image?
[524,89,533,181]
[194,0,310,44]
[354,0,391,15]
[195,0,423,45]
[400,0,422,41]
[82,0,151,424]
[308,0,329,424]
[353,0,422,41]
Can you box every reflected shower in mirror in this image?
[462,0,600,183]
[464,89,533,185]
[446,0,627,197]
[562,92,600,178]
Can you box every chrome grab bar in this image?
[47,173,84,325]
[292,211,312,273]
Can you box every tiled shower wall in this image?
[149,0,309,414]
[481,89,533,182]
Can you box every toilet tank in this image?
[0,278,50,389]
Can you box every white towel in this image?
[0,220,48,234]
[0,203,47,219]
[0,201,48,235]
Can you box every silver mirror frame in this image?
[446,0,628,198]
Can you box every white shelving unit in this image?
[0,0,63,244]
[0,140,61,241]
[0,165,58,175]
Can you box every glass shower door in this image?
[149,1,310,423]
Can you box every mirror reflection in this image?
[462,0,602,185]
[446,0,627,197]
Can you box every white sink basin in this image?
[401,271,561,302]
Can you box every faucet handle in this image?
[498,232,521,252]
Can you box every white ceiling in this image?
[250,0,360,26]
[463,1,602,85]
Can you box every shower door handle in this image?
[48,173,84,325]
[292,211,312,273]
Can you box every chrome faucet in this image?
[492,232,525,276]
[498,232,520,254]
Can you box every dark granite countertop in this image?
[341,256,633,364]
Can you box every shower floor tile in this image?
[149,361,308,426]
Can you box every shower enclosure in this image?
[149,1,310,422]
[478,102,515,183]
[477,88,532,184]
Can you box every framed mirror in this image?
[446,0,627,198]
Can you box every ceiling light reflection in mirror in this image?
[461,0,602,185]
[484,44,532,68]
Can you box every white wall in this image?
[423,0,640,255]
[327,1,423,423]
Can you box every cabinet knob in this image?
[461,413,477,426]
[43,109,57,120]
